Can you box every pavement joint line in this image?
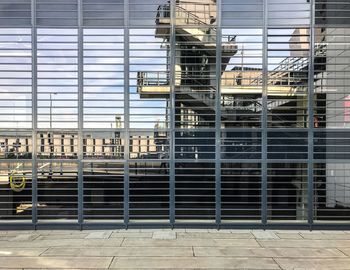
[191,246,195,257]
[120,237,126,247]
[256,239,264,248]
[107,256,115,269]
[37,247,50,257]
[336,247,350,258]
[272,257,283,270]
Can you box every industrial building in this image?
[0,0,349,229]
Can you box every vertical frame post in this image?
[308,0,315,229]
[123,0,130,228]
[77,0,84,229]
[261,0,269,227]
[31,0,38,228]
[215,0,222,228]
[169,0,176,227]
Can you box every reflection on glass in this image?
[221,28,262,128]
[175,162,215,220]
[221,163,261,221]
[267,163,308,221]
[314,28,350,128]
[314,163,350,221]
[267,28,309,128]
[83,132,125,159]
[131,28,170,129]
[37,132,78,159]
[0,28,32,129]
[129,162,169,220]
[0,132,32,159]
[83,29,124,129]
[130,131,169,160]
[0,162,32,220]
[83,162,124,220]
[37,29,78,129]
[37,162,78,220]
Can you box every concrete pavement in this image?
[0,229,350,269]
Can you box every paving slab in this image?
[300,233,350,240]
[85,231,112,239]
[122,238,260,247]
[36,234,89,240]
[275,233,302,239]
[275,258,350,270]
[207,229,233,233]
[0,247,47,256]
[9,233,39,241]
[185,229,209,233]
[110,232,153,238]
[0,257,112,269]
[177,232,254,239]
[252,231,279,239]
[320,230,346,234]
[42,247,193,257]
[153,231,177,240]
[338,248,350,257]
[193,247,346,258]
[0,238,123,248]
[0,229,349,269]
[110,256,280,269]
[259,239,350,248]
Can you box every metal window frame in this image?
[0,0,350,230]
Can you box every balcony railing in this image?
[137,71,169,87]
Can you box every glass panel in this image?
[130,28,170,129]
[130,0,169,26]
[175,27,217,129]
[268,0,310,27]
[175,162,215,221]
[83,162,124,220]
[175,0,217,26]
[267,28,310,128]
[314,28,350,128]
[267,131,308,160]
[37,29,78,129]
[83,131,125,159]
[267,163,308,221]
[129,161,169,220]
[314,131,350,160]
[37,132,78,159]
[0,131,32,159]
[129,131,169,160]
[37,161,78,221]
[314,163,350,221]
[222,0,263,27]
[221,131,262,160]
[221,163,261,221]
[316,1,350,26]
[0,162,32,221]
[175,131,215,160]
[221,28,263,128]
[36,0,78,26]
[83,29,124,129]
[0,28,32,129]
[83,0,124,26]
[0,0,31,26]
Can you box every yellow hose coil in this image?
[9,174,26,192]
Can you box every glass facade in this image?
[0,0,350,228]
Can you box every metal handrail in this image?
[137,71,169,87]
[157,4,216,33]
